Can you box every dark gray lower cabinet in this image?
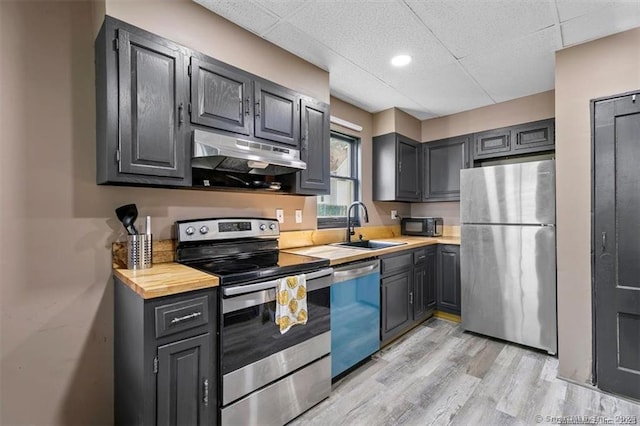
[381,271,412,342]
[437,245,461,315]
[114,280,216,426]
[380,246,437,345]
[157,334,211,426]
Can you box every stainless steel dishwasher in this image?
[330,259,381,378]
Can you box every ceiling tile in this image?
[328,56,433,116]
[555,0,619,22]
[285,1,456,73]
[461,26,559,103]
[252,0,309,19]
[561,2,640,46]
[405,0,557,59]
[262,21,336,71]
[194,0,280,34]
[387,62,495,116]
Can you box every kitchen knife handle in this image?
[601,232,606,252]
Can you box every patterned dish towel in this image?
[275,274,308,334]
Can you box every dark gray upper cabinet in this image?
[254,81,300,147]
[512,119,555,154]
[437,245,461,315]
[96,17,190,186]
[189,56,252,136]
[373,133,421,202]
[422,135,470,202]
[283,98,330,195]
[473,118,555,161]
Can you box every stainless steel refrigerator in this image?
[460,159,557,354]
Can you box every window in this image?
[317,132,360,229]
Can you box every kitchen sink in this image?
[332,240,407,250]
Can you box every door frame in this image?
[590,88,640,387]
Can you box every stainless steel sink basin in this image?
[332,240,407,250]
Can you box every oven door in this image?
[220,268,332,406]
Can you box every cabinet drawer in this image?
[413,249,427,264]
[381,252,413,275]
[155,295,209,339]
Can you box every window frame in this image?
[317,132,360,229]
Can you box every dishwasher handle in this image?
[333,259,380,283]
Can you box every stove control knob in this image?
[269,223,277,231]
[259,224,267,231]
[185,226,195,236]
[199,225,209,235]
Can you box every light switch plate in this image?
[295,210,303,223]
[391,210,399,220]
[276,209,284,223]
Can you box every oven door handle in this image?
[223,268,334,297]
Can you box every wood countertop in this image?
[282,236,460,266]
[113,263,219,299]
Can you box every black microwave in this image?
[401,217,443,237]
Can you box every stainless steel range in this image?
[175,217,333,426]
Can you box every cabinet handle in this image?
[170,311,201,324]
[255,100,261,118]
[409,292,413,304]
[245,96,250,116]
[601,232,606,252]
[417,255,425,260]
[398,161,402,173]
[203,379,209,406]
[178,103,184,124]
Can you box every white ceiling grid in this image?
[193,0,640,119]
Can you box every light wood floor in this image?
[291,318,640,426]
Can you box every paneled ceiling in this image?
[194,0,640,119]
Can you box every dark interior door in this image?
[594,92,640,400]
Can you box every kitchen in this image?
[2,0,640,425]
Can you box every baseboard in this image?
[433,311,461,323]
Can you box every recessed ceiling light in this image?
[391,55,412,67]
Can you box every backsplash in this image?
[410,202,461,226]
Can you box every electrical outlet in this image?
[295,210,303,223]
[276,209,284,223]
[391,210,399,220]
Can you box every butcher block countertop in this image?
[113,263,219,299]
[282,236,461,266]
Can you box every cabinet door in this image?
[413,263,427,321]
[117,29,187,180]
[423,136,470,201]
[190,57,252,135]
[397,136,421,201]
[381,271,412,343]
[157,333,211,426]
[297,99,330,195]
[425,247,437,310]
[254,81,300,146]
[473,128,511,160]
[513,119,555,154]
[437,245,461,315]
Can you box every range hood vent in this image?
[191,130,306,175]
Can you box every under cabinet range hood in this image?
[191,130,306,175]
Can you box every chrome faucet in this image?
[346,201,369,242]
